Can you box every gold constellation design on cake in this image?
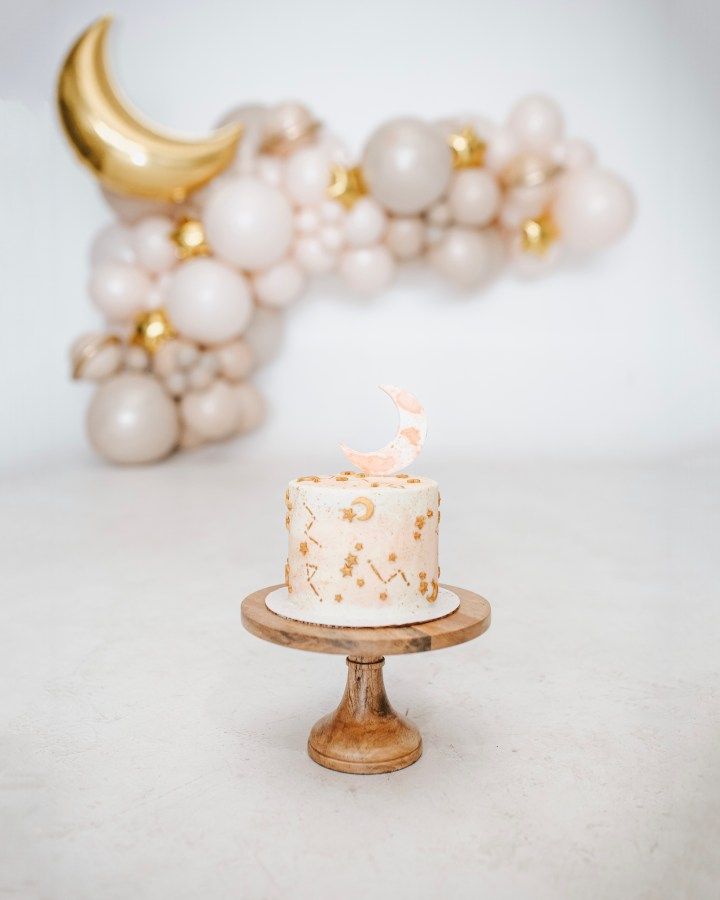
[303,503,322,548]
[305,562,322,600]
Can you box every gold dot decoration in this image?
[413,531,421,541]
[356,578,365,587]
[334,593,343,603]
[388,552,397,562]
[131,308,176,354]
[355,543,363,551]
[415,515,426,530]
[171,217,210,259]
[327,164,367,209]
[520,213,560,256]
[448,126,486,169]
[299,541,308,556]
[379,591,388,602]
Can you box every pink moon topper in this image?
[340,385,427,475]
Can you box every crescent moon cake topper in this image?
[56,16,242,201]
[341,385,427,476]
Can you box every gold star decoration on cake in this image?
[341,507,356,521]
[345,554,358,568]
[299,541,308,556]
[341,564,353,577]
[334,593,343,602]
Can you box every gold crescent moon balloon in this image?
[56,17,242,202]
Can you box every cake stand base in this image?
[241,584,491,775]
[308,656,422,774]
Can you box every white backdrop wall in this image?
[2,0,719,469]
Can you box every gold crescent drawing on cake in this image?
[341,385,427,476]
[56,17,242,201]
[351,497,375,521]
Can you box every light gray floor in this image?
[1,455,717,899]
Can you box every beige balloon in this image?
[56,17,242,201]
[87,373,179,464]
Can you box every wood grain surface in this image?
[241,584,491,656]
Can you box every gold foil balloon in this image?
[56,17,242,202]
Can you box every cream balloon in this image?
[56,17,241,201]
[340,385,427,476]
[87,373,179,463]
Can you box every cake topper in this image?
[340,385,427,476]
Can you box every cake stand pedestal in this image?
[241,584,491,775]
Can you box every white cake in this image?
[265,471,460,626]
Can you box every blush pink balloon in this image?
[89,261,152,322]
[203,177,294,271]
[165,258,253,345]
[131,216,177,274]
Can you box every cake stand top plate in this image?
[241,584,491,656]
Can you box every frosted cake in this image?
[265,471,460,626]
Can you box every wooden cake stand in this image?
[241,584,491,774]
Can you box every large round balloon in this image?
[164,258,253,345]
[87,373,179,463]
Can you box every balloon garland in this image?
[59,18,635,464]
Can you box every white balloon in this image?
[362,118,451,215]
[90,223,136,266]
[70,333,123,381]
[181,379,242,440]
[507,95,564,154]
[343,198,387,247]
[339,245,395,293]
[284,146,332,206]
[294,236,337,274]
[87,373,179,464]
[553,167,634,252]
[89,261,151,322]
[385,217,425,260]
[243,307,285,366]
[448,169,501,227]
[254,260,307,308]
[234,382,265,433]
[203,177,294,270]
[131,215,177,274]
[216,340,254,381]
[165,258,253,345]
[429,227,504,287]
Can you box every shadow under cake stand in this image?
[241,584,491,774]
